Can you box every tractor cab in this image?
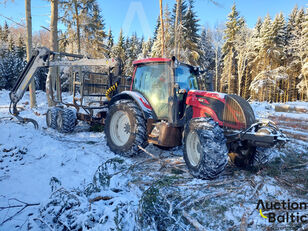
[132,58,199,121]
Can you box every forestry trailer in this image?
[9,47,287,179]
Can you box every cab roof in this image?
[133,58,171,66]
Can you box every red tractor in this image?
[104,57,287,179]
[9,48,286,179]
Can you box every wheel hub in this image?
[110,111,131,146]
[186,131,201,167]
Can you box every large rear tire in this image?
[56,108,77,133]
[105,100,148,157]
[183,118,228,179]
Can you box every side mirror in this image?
[171,56,179,68]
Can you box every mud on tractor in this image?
[9,48,287,179]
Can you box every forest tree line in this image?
[0,0,307,102]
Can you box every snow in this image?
[0,90,307,230]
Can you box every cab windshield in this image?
[175,65,199,90]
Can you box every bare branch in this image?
[0,199,39,226]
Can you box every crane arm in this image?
[9,47,119,128]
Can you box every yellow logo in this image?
[259,209,268,219]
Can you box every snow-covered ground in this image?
[0,90,307,230]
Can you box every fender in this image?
[186,91,225,126]
[109,91,157,120]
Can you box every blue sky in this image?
[0,0,306,40]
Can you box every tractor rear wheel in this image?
[183,118,228,179]
[46,107,61,129]
[105,100,148,157]
[56,108,77,133]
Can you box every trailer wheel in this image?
[46,107,61,129]
[183,117,228,179]
[56,108,77,133]
[105,100,147,157]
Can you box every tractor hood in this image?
[186,90,256,130]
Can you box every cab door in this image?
[132,63,170,119]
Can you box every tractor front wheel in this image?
[183,118,228,179]
[105,100,148,157]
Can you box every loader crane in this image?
[9,47,120,128]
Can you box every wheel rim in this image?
[47,110,52,127]
[57,112,63,130]
[186,131,201,167]
[109,110,131,146]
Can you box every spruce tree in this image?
[181,0,201,65]
[151,4,172,57]
[16,35,26,59]
[111,29,126,74]
[107,28,114,56]
[2,21,9,43]
[8,34,14,52]
[0,25,2,43]
[220,3,244,94]
[153,16,160,41]
[285,7,305,101]
[198,27,215,71]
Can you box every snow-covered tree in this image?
[220,3,244,94]
[106,28,114,57]
[139,37,153,59]
[111,29,126,71]
[211,23,224,91]
[181,0,201,65]
[151,4,173,58]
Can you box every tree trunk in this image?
[159,0,165,57]
[215,50,218,91]
[74,0,81,54]
[25,0,36,108]
[48,0,61,106]
[174,0,181,58]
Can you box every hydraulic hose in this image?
[106,82,118,101]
